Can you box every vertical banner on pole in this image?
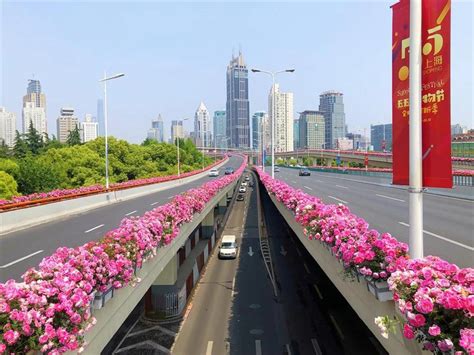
[391,0,452,187]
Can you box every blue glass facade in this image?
[319,92,346,149]
[370,124,392,151]
[151,114,164,142]
[213,111,227,148]
[252,111,266,150]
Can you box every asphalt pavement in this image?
[272,167,473,268]
[0,156,243,282]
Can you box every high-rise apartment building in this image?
[171,120,184,144]
[57,107,79,143]
[269,84,293,152]
[252,111,267,150]
[194,102,212,147]
[22,79,47,135]
[298,111,325,150]
[319,91,346,149]
[97,99,105,136]
[226,51,250,148]
[0,107,16,147]
[213,111,227,149]
[370,123,392,151]
[81,114,98,143]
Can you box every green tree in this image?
[16,156,62,194]
[0,141,10,158]
[0,171,18,200]
[66,126,82,146]
[0,159,20,179]
[42,134,63,151]
[26,121,44,154]
[13,131,29,158]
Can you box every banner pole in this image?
[409,0,424,259]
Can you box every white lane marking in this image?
[167,196,173,200]
[255,340,262,355]
[84,224,105,233]
[336,185,348,189]
[150,201,159,206]
[286,344,292,355]
[304,186,313,190]
[291,180,297,183]
[328,196,348,204]
[206,341,213,355]
[398,222,474,251]
[376,194,405,202]
[315,179,323,183]
[0,250,44,268]
[295,247,302,257]
[303,262,310,274]
[329,314,345,340]
[313,284,323,300]
[125,210,137,216]
[231,276,236,297]
[311,339,323,355]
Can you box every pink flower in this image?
[403,324,415,340]
[459,328,474,353]
[3,330,20,345]
[408,313,426,327]
[437,338,453,352]
[0,343,6,353]
[415,298,434,314]
[428,324,441,336]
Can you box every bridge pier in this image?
[201,208,215,239]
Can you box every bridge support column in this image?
[218,195,227,215]
[200,209,215,239]
[153,253,178,286]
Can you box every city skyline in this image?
[1,1,472,144]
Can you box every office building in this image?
[194,102,212,147]
[451,124,468,136]
[252,111,267,150]
[22,79,47,135]
[269,84,293,152]
[299,111,325,150]
[293,119,300,149]
[148,114,164,143]
[346,132,364,150]
[0,107,16,147]
[336,137,354,150]
[97,99,105,136]
[319,91,346,149]
[226,51,250,148]
[213,110,227,149]
[57,107,79,143]
[171,120,184,143]
[370,123,392,151]
[81,114,98,143]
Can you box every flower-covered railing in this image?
[255,167,473,354]
[0,155,246,354]
[0,157,226,211]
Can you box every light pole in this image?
[99,72,125,189]
[251,68,295,178]
[176,118,190,177]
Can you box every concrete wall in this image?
[268,194,429,355]
[75,178,238,354]
[0,158,229,235]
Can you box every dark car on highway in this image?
[236,194,245,201]
[225,167,234,175]
[299,168,311,176]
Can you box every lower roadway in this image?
[172,172,383,355]
[0,156,243,282]
[273,167,473,268]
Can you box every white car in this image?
[239,186,247,193]
[219,235,237,259]
[208,168,219,177]
[241,181,248,186]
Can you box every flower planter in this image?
[92,284,114,309]
[366,278,393,302]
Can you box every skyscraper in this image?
[370,123,392,151]
[22,79,47,135]
[226,51,250,148]
[299,111,325,150]
[171,120,184,144]
[57,107,79,143]
[213,110,226,149]
[81,114,98,143]
[97,99,105,136]
[0,107,16,147]
[150,114,164,143]
[293,119,300,150]
[194,102,212,147]
[252,111,267,150]
[269,84,294,152]
[319,91,346,149]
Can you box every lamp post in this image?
[99,72,125,189]
[176,118,190,177]
[251,68,295,178]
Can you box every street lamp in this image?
[99,72,125,189]
[176,118,190,177]
[251,68,295,178]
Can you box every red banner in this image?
[392,0,452,187]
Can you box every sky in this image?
[1,0,472,143]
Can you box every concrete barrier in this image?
[73,178,238,354]
[0,158,229,235]
[267,193,430,355]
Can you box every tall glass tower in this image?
[151,114,164,142]
[226,51,250,148]
[319,91,346,149]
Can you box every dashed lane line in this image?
[328,196,348,204]
[313,284,323,300]
[336,185,348,189]
[255,340,262,355]
[329,314,345,340]
[311,339,323,355]
[0,250,44,268]
[398,222,474,251]
[303,262,311,274]
[206,341,213,355]
[150,201,159,206]
[304,186,313,190]
[125,210,137,216]
[84,224,105,233]
[376,194,405,202]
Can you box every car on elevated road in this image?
[236,194,245,201]
[299,168,311,176]
[238,186,247,193]
[208,168,219,177]
[218,235,238,259]
[224,167,234,175]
